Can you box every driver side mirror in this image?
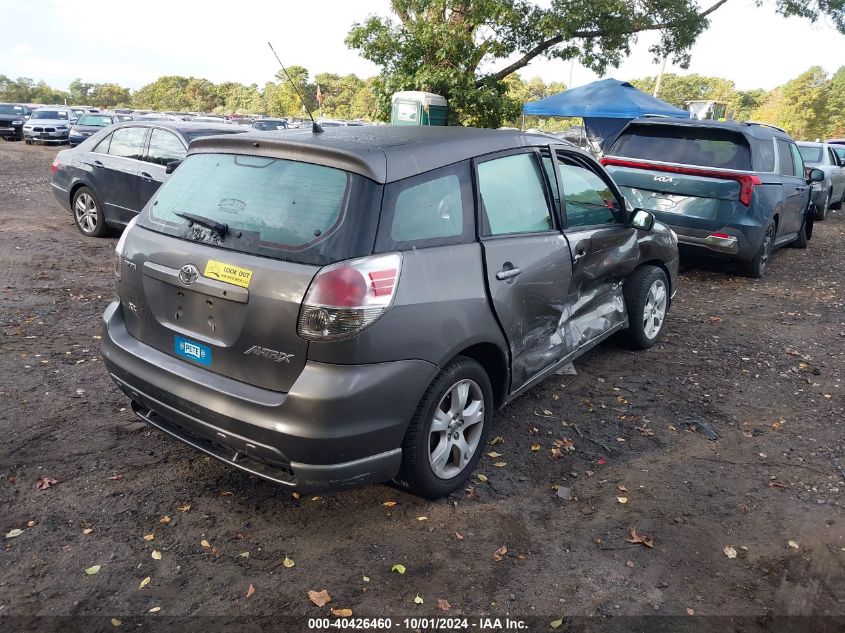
[806,167,824,183]
[165,159,183,174]
[630,209,655,231]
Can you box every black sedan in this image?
[68,112,132,147]
[0,103,31,140]
[51,121,245,237]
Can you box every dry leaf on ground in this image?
[331,608,353,617]
[308,589,331,607]
[627,527,654,548]
[283,556,295,568]
[724,545,737,559]
[437,599,451,611]
[492,545,508,561]
[246,584,255,598]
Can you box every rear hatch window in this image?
[139,153,382,266]
[610,124,752,171]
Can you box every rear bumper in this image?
[100,301,439,491]
[670,224,760,261]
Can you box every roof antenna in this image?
[268,42,322,133]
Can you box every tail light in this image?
[298,253,402,341]
[50,158,60,174]
[600,157,762,206]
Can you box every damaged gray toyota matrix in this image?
[101,126,678,498]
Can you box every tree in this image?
[264,66,316,117]
[68,79,94,104]
[825,66,845,137]
[347,0,845,127]
[751,67,830,140]
[90,83,131,108]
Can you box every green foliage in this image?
[347,0,845,128]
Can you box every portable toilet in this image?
[391,91,448,126]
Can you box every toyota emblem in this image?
[178,264,200,285]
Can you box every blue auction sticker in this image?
[174,335,212,367]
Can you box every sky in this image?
[1,0,843,93]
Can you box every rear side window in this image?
[108,127,147,160]
[377,161,473,251]
[610,124,752,171]
[478,153,553,235]
[146,129,186,166]
[141,153,382,266]
[92,133,112,154]
[753,139,775,172]
[776,139,794,176]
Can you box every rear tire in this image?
[744,220,776,278]
[72,186,110,238]
[396,356,493,499]
[622,265,669,350]
[792,218,811,249]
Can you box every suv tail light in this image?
[297,253,402,341]
[600,157,762,206]
[50,158,60,174]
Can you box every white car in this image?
[23,107,74,144]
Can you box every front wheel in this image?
[622,265,669,350]
[396,356,493,498]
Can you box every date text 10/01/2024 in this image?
[307,618,528,630]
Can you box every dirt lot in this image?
[1,140,844,629]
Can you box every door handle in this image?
[140,172,153,181]
[572,247,587,263]
[496,267,521,281]
[92,160,104,168]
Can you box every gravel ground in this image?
[1,140,843,630]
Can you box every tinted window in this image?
[146,129,186,166]
[753,139,776,172]
[141,153,382,265]
[478,153,552,235]
[379,162,472,249]
[92,133,112,154]
[0,104,25,115]
[776,139,794,177]
[797,145,823,164]
[833,147,845,164]
[611,124,752,170]
[32,110,68,120]
[790,143,805,178]
[108,127,147,159]
[557,156,621,227]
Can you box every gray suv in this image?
[101,127,678,498]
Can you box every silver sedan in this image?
[797,141,845,220]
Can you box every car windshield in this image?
[77,115,113,127]
[0,104,24,115]
[139,153,382,265]
[797,145,823,164]
[610,124,752,171]
[32,110,68,120]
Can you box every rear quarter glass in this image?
[138,153,382,266]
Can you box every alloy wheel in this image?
[643,279,667,340]
[74,192,98,234]
[428,379,485,480]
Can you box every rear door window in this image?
[140,153,382,266]
[753,139,775,172]
[377,161,473,250]
[790,143,805,178]
[145,129,186,166]
[477,153,553,235]
[776,139,795,176]
[108,127,147,160]
[610,124,752,170]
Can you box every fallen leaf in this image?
[151,550,162,560]
[625,560,635,568]
[687,608,695,616]
[27,520,36,528]
[246,584,255,598]
[492,545,508,561]
[176,504,191,513]
[772,420,784,430]
[83,528,94,535]
[143,534,155,541]
[770,481,789,489]
[530,443,541,452]
[788,540,800,550]
[489,436,504,446]
[392,563,407,574]
[283,556,295,568]
[465,486,480,500]
[111,618,122,627]
[219,491,234,497]
[35,477,58,490]
[239,551,250,558]
[311,496,323,502]
[148,607,161,614]
[550,619,563,629]
[550,438,575,460]
[417,516,428,521]
[413,594,424,605]
[597,457,607,465]
[139,576,151,589]
[477,474,488,482]
[331,608,353,617]
[201,540,211,548]
[107,474,123,481]
[362,576,370,582]
[627,527,654,548]
[308,589,331,607]
[617,497,628,504]
[455,532,464,541]
[292,492,300,499]
[437,598,451,611]
[708,316,722,324]
[724,545,737,559]
[84,565,101,575]
[618,485,628,492]
[382,501,397,507]
[6,528,24,539]
[159,516,171,524]
[493,461,507,468]
[487,451,502,458]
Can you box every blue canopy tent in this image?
[522,78,689,151]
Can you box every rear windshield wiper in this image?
[175,212,228,236]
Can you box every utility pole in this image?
[653,54,668,98]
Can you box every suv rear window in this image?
[140,153,382,266]
[797,145,822,164]
[610,124,752,171]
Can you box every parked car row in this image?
[46,117,829,498]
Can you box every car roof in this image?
[620,117,792,141]
[110,120,238,137]
[796,141,824,147]
[188,126,567,183]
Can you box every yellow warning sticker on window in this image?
[204,260,253,288]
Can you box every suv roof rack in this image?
[744,121,787,134]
